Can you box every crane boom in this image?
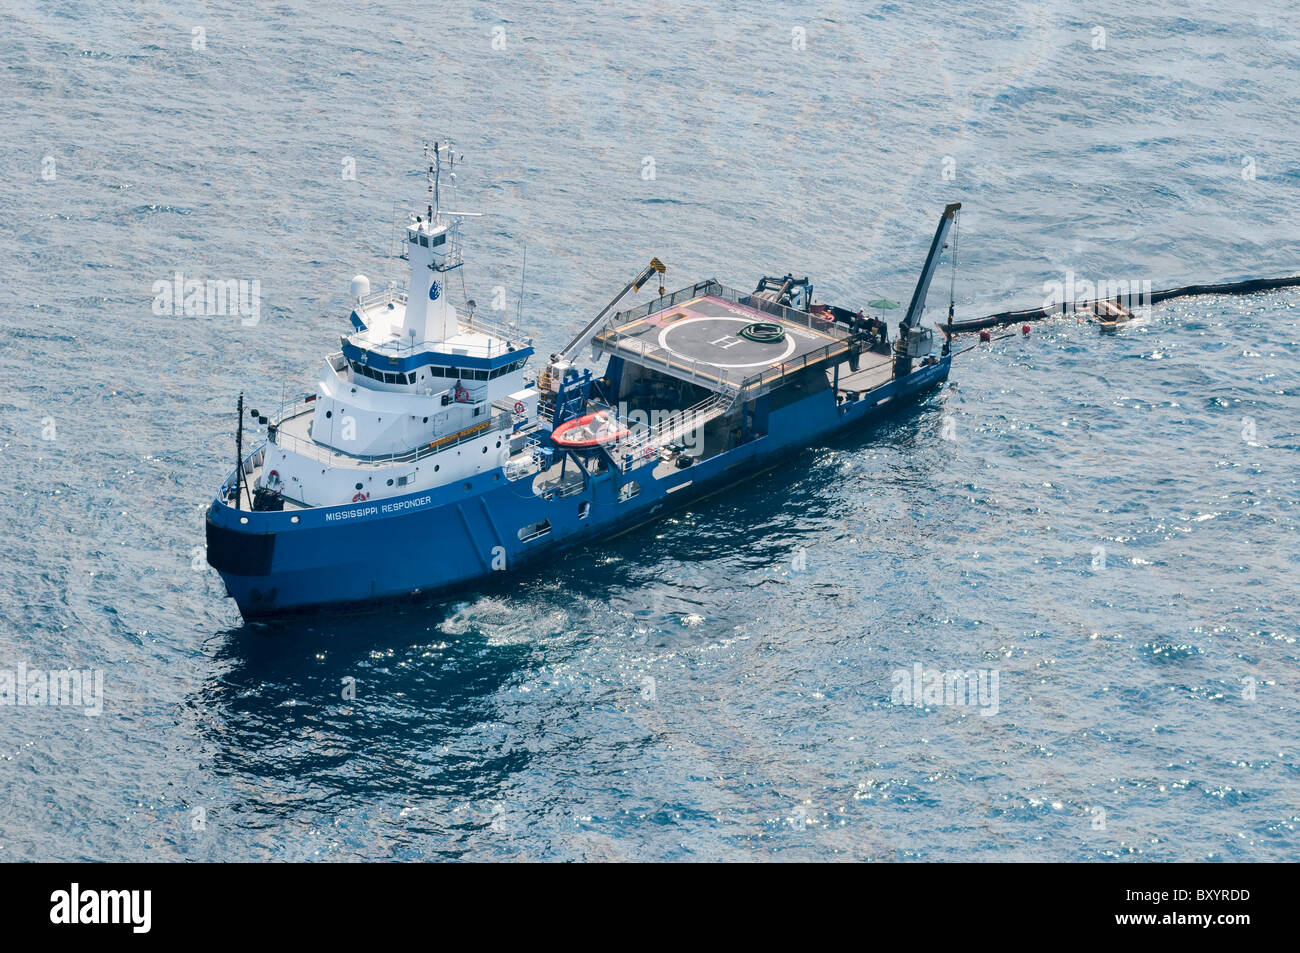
[902,202,961,332]
[557,257,665,366]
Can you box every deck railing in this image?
[606,279,726,325]
[353,284,532,355]
[605,280,852,341]
[592,328,747,390]
[593,280,855,397]
[613,389,738,471]
[269,407,510,468]
[503,435,548,482]
[732,337,855,397]
[594,325,853,402]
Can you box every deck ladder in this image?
[613,386,738,471]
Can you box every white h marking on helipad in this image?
[709,335,743,349]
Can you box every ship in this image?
[205,142,961,618]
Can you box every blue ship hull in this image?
[206,357,949,618]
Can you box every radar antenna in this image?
[424,138,465,223]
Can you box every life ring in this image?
[266,469,281,485]
[455,385,470,403]
[352,491,369,503]
[513,400,525,415]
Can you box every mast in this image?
[427,138,459,221]
[403,138,472,345]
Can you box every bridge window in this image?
[487,361,525,379]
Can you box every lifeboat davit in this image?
[551,411,629,449]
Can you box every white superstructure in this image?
[249,142,536,510]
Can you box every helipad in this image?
[593,293,853,392]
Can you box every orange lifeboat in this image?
[551,411,629,449]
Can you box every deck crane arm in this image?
[559,257,666,364]
[891,202,961,377]
[542,257,666,392]
[901,202,961,332]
